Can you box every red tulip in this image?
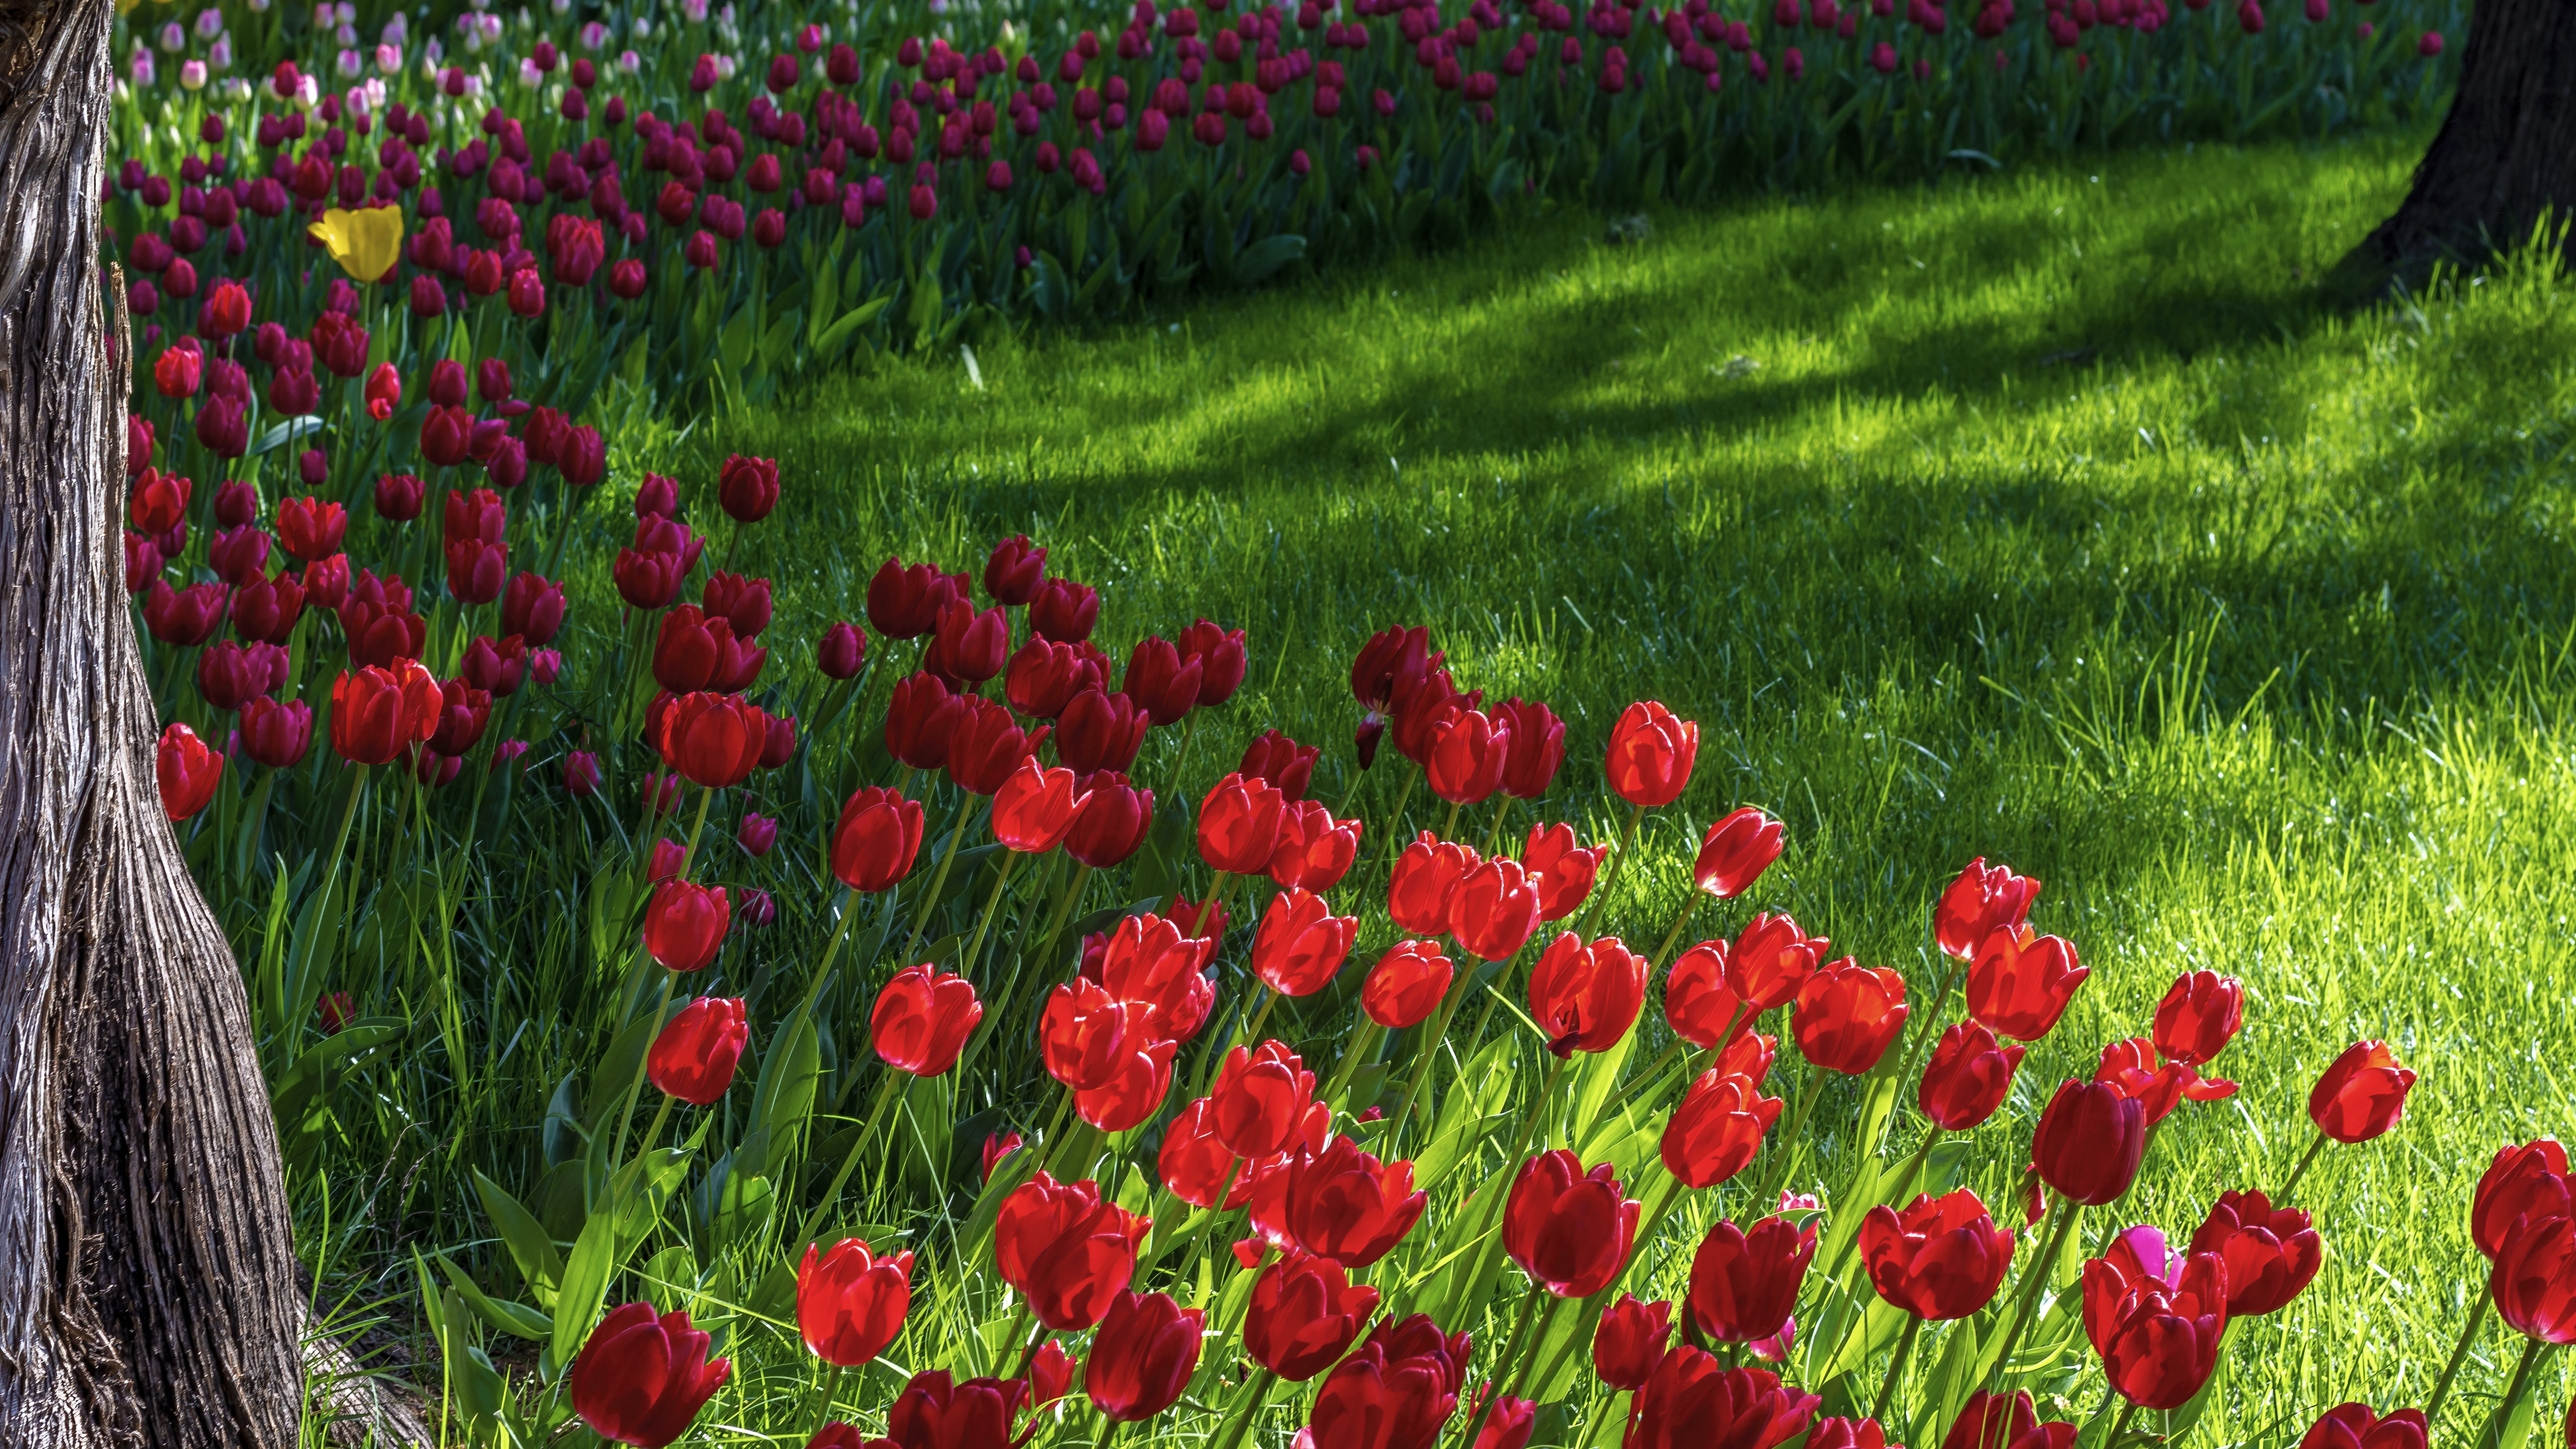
[1158,1098,1251,1210]
[648,997,748,1105]
[277,496,345,560]
[1604,700,1698,808]
[1450,859,1543,963]
[1943,1394,2076,1449]
[1248,1251,1380,1381]
[927,599,1009,684]
[1042,980,1133,1093]
[884,672,967,771]
[427,678,494,757]
[2188,1189,2320,1316]
[1086,914,1219,1042]
[1122,634,1201,726]
[655,606,766,695]
[1085,1290,1202,1422]
[2474,1142,2572,1261]
[330,660,442,765]
[2492,1211,2576,1342]
[1686,1215,1815,1342]
[1424,708,1510,804]
[701,572,772,638]
[992,758,1087,853]
[1064,774,1153,868]
[831,786,923,892]
[948,697,1048,795]
[1917,1021,2025,1131]
[1240,728,1320,801]
[2094,1037,2236,1126]
[568,1303,731,1448]
[1662,1069,1782,1189]
[717,453,779,523]
[2300,1405,2430,1449]
[1075,1037,1177,1132]
[1862,1189,2013,1320]
[1389,833,1479,936]
[1964,926,2088,1042]
[1270,800,1364,891]
[1527,932,1647,1058]
[1592,1294,1671,1391]
[2031,1079,2145,1206]
[1626,1351,1819,1449]
[642,880,730,972]
[613,549,686,610]
[1388,667,1471,769]
[1029,577,1099,643]
[1199,771,1286,874]
[1694,808,1785,898]
[1057,688,1148,774]
[1212,1040,1318,1157]
[239,697,313,768]
[866,558,964,640]
[884,1372,1029,1449]
[1252,890,1358,997]
[658,691,769,788]
[2090,1245,2227,1408]
[1504,1151,1638,1298]
[1808,1420,1891,1449]
[983,533,1046,605]
[460,634,528,697]
[1515,823,1606,923]
[1492,697,1565,799]
[2307,1040,2416,1144]
[1304,1337,1461,1449]
[798,1237,915,1367]
[1935,857,2041,961]
[1286,1136,1426,1268]
[1791,960,1908,1075]
[817,621,867,679]
[994,1173,1150,1331]
[1727,913,1830,1012]
[2152,971,2243,1066]
[1663,943,1752,1050]
[871,964,982,1076]
[144,579,225,646]
[1005,638,1106,719]
[1362,940,1454,1029]
[983,1133,1023,1186]
[156,722,223,820]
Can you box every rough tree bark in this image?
[0,1,307,1444]
[2349,0,2576,281]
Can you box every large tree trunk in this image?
[2350,0,2576,281]
[0,2,307,1445]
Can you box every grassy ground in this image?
[725,124,2576,1434]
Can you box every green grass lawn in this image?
[724,125,2576,1435]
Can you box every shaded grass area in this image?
[717,124,2576,1430]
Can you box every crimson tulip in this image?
[1727,913,1830,1012]
[1664,943,1752,1049]
[156,722,222,820]
[1527,932,1647,1058]
[1694,808,1785,898]
[1862,1189,2013,1320]
[1248,1251,1379,1381]
[1252,890,1357,997]
[144,579,225,646]
[1604,700,1698,808]
[239,697,313,769]
[2308,1040,2417,1144]
[1592,1294,1670,1391]
[798,1237,915,1367]
[927,599,1008,684]
[949,698,1048,795]
[992,758,1087,853]
[460,634,527,697]
[1965,926,2088,1042]
[208,524,271,586]
[1362,940,1454,1029]
[1176,618,1247,706]
[648,997,748,1105]
[1286,1136,1426,1268]
[2095,1037,2236,1125]
[1064,775,1153,868]
[1041,980,1133,1093]
[2151,971,2244,1067]
[884,672,967,771]
[197,640,280,711]
[1303,1337,1460,1449]
[871,964,981,1076]
[1424,708,1510,804]
[1451,859,1543,962]
[984,1133,1023,1186]
[1389,833,1479,936]
[1918,1021,2026,1131]
[1170,896,1228,943]
[831,786,923,892]
[1791,960,1909,1075]
[1662,1069,1782,1189]
[2188,1189,2320,1315]
[2490,1211,2576,1343]
[701,572,773,638]
[330,661,441,765]
[1029,578,1100,643]
[1626,1351,1818,1449]
[1388,668,1471,769]
[1935,857,2041,961]
[1123,634,1201,725]
[2032,1079,2145,1206]
[613,549,686,610]
[1520,823,1606,922]
[983,533,1046,605]
[655,607,766,694]
[866,558,964,639]
[1212,1040,1318,1157]
[817,621,866,679]
[1270,799,1363,891]
[230,569,305,643]
[1005,638,1104,719]
[1242,728,1320,801]
[1075,1037,1177,1132]
[1491,697,1565,799]
[2300,1406,2430,1449]
[276,496,345,561]
[1944,1394,2076,1449]
[568,1302,731,1448]
[883,1372,1028,1449]
[1686,1215,1814,1342]
[2474,1142,2572,1260]
[1158,1098,1251,1210]
[658,692,768,789]
[1504,1151,1638,1298]
[1199,771,1286,874]
[1057,688,1148,774]
[994,1173,1149,1331]
[2092,1247,2227,1408]
[1084,1290,1201,1422]
[642,880,730,972]
[717,453,779,523]
[1086,914,1219,1041]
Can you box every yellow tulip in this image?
[306,206,405,284]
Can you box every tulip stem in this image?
[604,969,677,1186]
[1751,1067,1832,1206]
[1649,895,1705,973]
[901,798,976,965]
[2422,1292,2491,1428]
[1458,1289,1546,1449]
[2483,1335,2551,1447]
[1160,711,1199,802]
[807,1361,845,1442]
[791,1068,908,1254]
[959,849,1027,986]
[1439,1052,1572,1327]
[676,780,715,878]
[1386,971,1472,1148]
[1379,767,1421,868]
[2105,1401,2144,1449]
[1482,798,1513,858]
[1870,1314,1924,1422]
[1575,802,1646,943]
[1978,1197,2081,1422]
[293,764,370,992]
[988,1301,1033,1379]
[1206,1367,1277,1449]
[1030,862,1094,985]
[1890,1128,1947,1204]
[1317,1020,1386,1115]
[1440,797,1462,843]
[2276,1129,2331,1205]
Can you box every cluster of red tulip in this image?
[478,522,2522,1449]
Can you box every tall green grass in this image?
[310,127,2576,1442]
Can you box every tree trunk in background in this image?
[0,2,307,1445]
[2349,0,2576,281]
